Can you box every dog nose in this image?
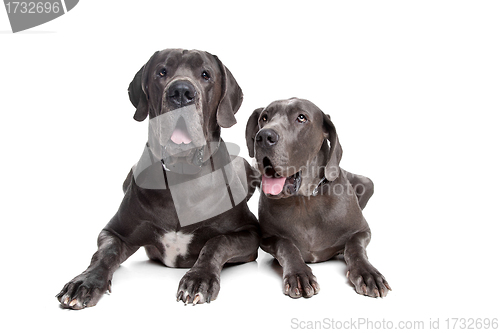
[256,129,279,148]
[168,81,196,107]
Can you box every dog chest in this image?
[159,231,194,267]
[261,195,357,252]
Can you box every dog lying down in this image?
[56,49,260,309]
[246,97,391,298]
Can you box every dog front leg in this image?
[177,229,259,305]
[56,230,138,309]
[261,236,320,298]
[344,230,391,297]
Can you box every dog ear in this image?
[213,55,243,128]
[245,108,263,158]
[128,51,159,122]
[323,113,343,181]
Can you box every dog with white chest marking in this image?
[57,49,260,309]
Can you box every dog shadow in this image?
[113,255,259,287]
[265,254,347,276]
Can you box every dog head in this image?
[128,49,243,167]
[246,98,342,198]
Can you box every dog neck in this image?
[132,138,226,190]
[161,136,222,174]
[297,140,330,197]
[133,138,249,228]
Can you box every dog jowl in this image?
[56,49,260,309]
[246,98,391,298]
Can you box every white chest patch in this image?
[160,231,194,267]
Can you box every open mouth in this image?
[170,117,192,145]
[261,157,302,196]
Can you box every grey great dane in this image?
[246,98,391,298]
[57,49,260,309]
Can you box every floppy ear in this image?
[245,108,263,158]
[128,51,159,122]
[323,113,343,181]
[213,55,243,128]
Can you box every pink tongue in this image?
[171,128,192,144]
[262,175,286,195]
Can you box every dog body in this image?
[117,140,257,269]
[57,49,260,309]
[258,179,366,263]
[246,98,390,298]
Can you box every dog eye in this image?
[158,68,167,77]
[261,114,268,122]
[297,114,308,123]
[201,71,211,81]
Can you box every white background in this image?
[1,1,499,332]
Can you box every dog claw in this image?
[283,267,319,298]
[177,268,220,305]
[176,291,183,302]
[347,263,391,298]
[57,272,110,309]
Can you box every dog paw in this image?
[283,266,320,298]
[176,268,220,305]
[56,272,111,310]
[347,262,391,298]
